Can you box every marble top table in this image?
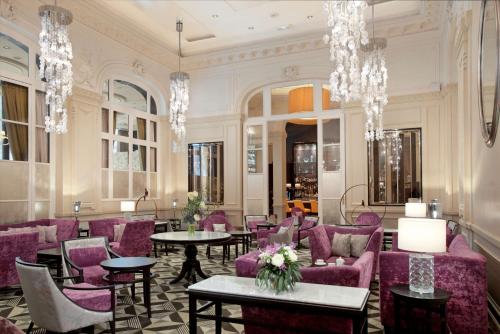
[188,275,370,334]
[150,232,231,284]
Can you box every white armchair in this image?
[15,258,115,334]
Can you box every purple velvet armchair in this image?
[309,224,383,281]
[379,234,488,334]
[0,231,38,288]
[88,218,128,241]
[235,250,374,334]
[109,220,155,257]
[0,219,79,251]
[293,216,319,247]
[203,215,236,263]
[354,212,381,226]
[256,217,293,240]
[244,215,268,240]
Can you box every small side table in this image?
[257,223,275,231]
[37,248,62,277]
[100,257,157,318]
[390,284,451,334]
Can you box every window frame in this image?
[100,78,160,200]
[0,29,53,222]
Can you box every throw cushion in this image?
[68,247,109,268]
[350,234,370,257]
[213,224,226,232]
[331,233,351,257]
[45,225,58,243]
[113,224,126,242]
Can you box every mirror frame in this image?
[478,0,500,147]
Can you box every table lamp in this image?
[404,202,427,217]
[120,200,135,220]
[398,217,446,293]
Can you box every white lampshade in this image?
[398,218,447,253]
[405,202,427,217]
[120,201,135,212]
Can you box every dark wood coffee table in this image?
[151,231,231,284]
[37,248,62,277]
[256,223,276,230]
[100,257,157,318]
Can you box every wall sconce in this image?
[73,201,81,220]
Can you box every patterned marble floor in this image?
[0,246,383,333]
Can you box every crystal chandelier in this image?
[323,0,369,103]
[361,4,388,141]
[169,19,189,145]
[38,4,73,134]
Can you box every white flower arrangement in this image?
[256,243,301,294]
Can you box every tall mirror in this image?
[478,0,500,147]
[368,128,422,205]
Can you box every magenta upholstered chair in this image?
[0,231,38,288]
[0,317,23,334]
[379,235,488,334]
[354,212,381,226]
[0,219,79,251]
[244,215,267,239]
[109,220,155,257]
[308,224,383,281]
[235,250,373,334]
[203,215,236,263]
[293,216,319,248]
[256,217,294,240]
[88,218,128,241]
[203,215,235,233]
[62,237,134,289]
[15,258,115,334]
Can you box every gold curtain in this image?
[2,82,28,161]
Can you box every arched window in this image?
[0,32,52,222]
[101,79,159,200]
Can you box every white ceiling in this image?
[98,0,424,56]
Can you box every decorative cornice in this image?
[70,86,103,112]
[12,0,443,72]
[0,0,15,21]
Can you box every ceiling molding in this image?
[12,0,443,72]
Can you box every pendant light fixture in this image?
[169,18,189,150]
[38,1,73,134]
[361,3,388,141]
[323,0,369,103]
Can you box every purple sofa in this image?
[235,250,374,334]
[203,214,235,232]
[379,234,488,334]
[0,219,79,251]
[89,218,155,257]
[309,224,383,281]
[0,231,38,288]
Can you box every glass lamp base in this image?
[409,253,434,294]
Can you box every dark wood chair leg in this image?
[109,320,116,334]
[26,321,34,334]
[131,283,136,300]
